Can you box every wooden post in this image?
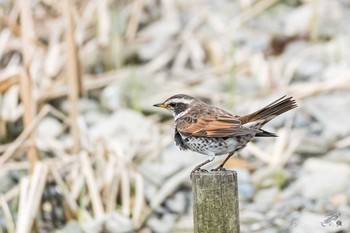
[192,171,240,233]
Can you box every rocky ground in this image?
[1,0,350,232]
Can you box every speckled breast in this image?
[181,135,254,156]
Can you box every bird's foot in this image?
[211,166,226,171]
[190,168,208,179]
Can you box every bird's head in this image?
[153,94,196,119]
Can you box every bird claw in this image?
[190,168,208,179]
[211,167,226,171]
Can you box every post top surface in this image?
[191,170,237,179]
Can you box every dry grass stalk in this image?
[0,72,19,93]
[280,134,300,166]
[0,105,51,167]
[0,14,21,36]
[15,177,29,233]
[333,136,350,149]
[187,35,205,70]
[281,47,315,85]
[38,70,128,101]
[132,171,144,227]
[105,175,119,213]
[1,85,22,123]
[80,151,104,218]
[1,161,29,172]
[36,137,70,158]
[0,195,15,233]
[121,169,131,217]
[289,77,350,99]
[137,166,193,231]
[142,47,177,73]
[49,163,79,216]
[101,152,117,211]
[70,167,85,200]
[126,0,144,41]
[16,162,48,233]
[18,0,38,173]
[0,141,31,154]
[230,0,279,30]
[246,130,300,168]
[106,176,120,212]
[270,129,288,167]
[150,166,192,210]
[63,0,83,153]
[97,0,111,46]
[3,185,20,203]
[47,104,72,125]
[247,113,299,167]
[245,143,270,164]
[0,3,46,50]
[77,116,92,152]
[172,44,190,72]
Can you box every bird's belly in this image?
[183,137,246,156]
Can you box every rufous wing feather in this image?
[177,116,259,137]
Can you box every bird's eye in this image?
[168,103,176,108]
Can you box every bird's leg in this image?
[212,152,234,171]
[190,155,215,178]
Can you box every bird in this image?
[153,94,297,174]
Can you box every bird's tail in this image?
[239,96,297,137]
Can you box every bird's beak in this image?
[153,103,167,108]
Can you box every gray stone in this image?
[283,3,313,36]
[83,111,108,127]
[140,144,202,185]
[100,84,124,111]
[147,213,177,233]
[296,135,329,156]
[240,210,265,224]
[171,215,193,233]
[324,149,350,164]
[236,168,255,201]
[0,171,16,193]
[78,98,100,113]
[0,216,6,233]
[89,109,160,163]
[295,58,324,81]
[283,0,346,38]
[56,221,81,233]
[36,117,63,138]
[294,158,350,199]
[138,18,180,60]
[60,98,99,114]
[254,187,280,211]
[252,167,290,189]
[234,29,272,52]
[293,112,312,128]
[303,94,350,137]
[165,192,187,214]
[303,158,350,173]
[144,183,158,204]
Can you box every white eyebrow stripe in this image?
[166,98,193,104]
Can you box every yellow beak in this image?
[153,103,167,108]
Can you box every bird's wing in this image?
[177,115,259,137]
